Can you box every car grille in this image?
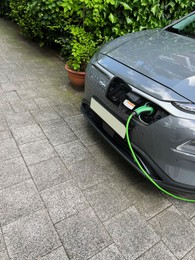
[87,65,110,94]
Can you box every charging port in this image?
[107,77,169,125]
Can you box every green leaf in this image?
[151,5,158,15]
[39,42,44,47]
[126,17,133,24]
[108,13,116,23]
[120,2,132,10]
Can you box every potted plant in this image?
[65,26,99,90]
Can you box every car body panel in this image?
[98,56,189,102]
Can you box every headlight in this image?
[176,140,195,155]
[173,102,195,114]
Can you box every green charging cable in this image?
[126,105,195,202]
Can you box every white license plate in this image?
[90,98,126,139]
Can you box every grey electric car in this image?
[81,11,195,193]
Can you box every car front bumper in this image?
[81,60,195,193]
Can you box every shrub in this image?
[8,0,66,47]
[2,0,195,61]
[60,0,195,40]
[9,0,42,41]
[66,26,99,71]
[0,0,10,17]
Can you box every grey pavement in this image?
[0,18,195,260]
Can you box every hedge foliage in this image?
[0,0,194,57]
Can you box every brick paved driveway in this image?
[0,19,195,260]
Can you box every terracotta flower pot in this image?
[65,63,85,91]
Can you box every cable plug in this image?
[134,105,154,116]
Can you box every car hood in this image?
[101,30,195,102]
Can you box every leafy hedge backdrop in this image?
[0,0,194,58]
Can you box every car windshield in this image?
[166,13,195,38]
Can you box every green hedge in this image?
[7,0,66,47]
[0,0,10,16]
[1,0,194,57]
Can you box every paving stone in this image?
[3,210,61,260]
[0,116,8,132]
[149,206,195,259]
[0,130,12,141]
[137,241,177,260]
[8,62,22,71]
[40,77,67,87]
[29,157,71,191]
[31,108,61,123]
[164,193,195,219]
[21,79,44,88]
[0,84,4,91]
[19,139,57,166]
[124,181,171,220]
[16,89,40,99]
[6,111,36,130]
[72,96,83,108]
[0,138,20,162]
[0,68,12,76]
[182,247,195,260]
[75,126,103,147]
[12,124,46,145]
[84,180,131,221]
[38,86,67,98]
[34,97,54,109]
[0,251,10,260]
[0,157,30,190]
[10,99,39,112]
[1,81,25,92]
[67,157,109,190]
[40,119,77,146]
[55,140,91,167]
[104,207,160,260]
[0,92,20,103]
[7,72,30,82]
[54,104,79,119]
[3,54,23,64]
[0,60,7,68]
[40,247,69,260]
[88,142,121,166]
[0,103,13,114]
[56,208,112,260]
[65,114,89,132]
[105,160,144,191]
[41,180,89,223]
[28,71,50,80]
[50,92,76,105]
[191,216,195,226]
[0,229,5,252]
[0,180,43,226]
[0,75,9,84]
[89,244,125,260]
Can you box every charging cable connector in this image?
[134,104,154,116]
